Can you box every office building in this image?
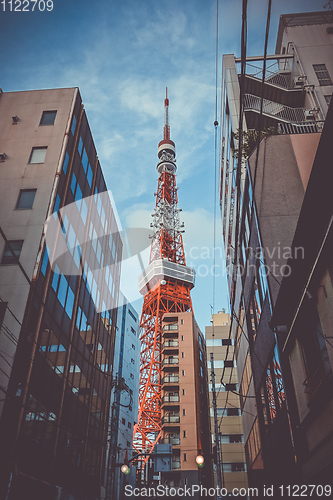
[0,88,122,499]
[106,295,140,499]
[205,311,247,493]
[220,10,333,488]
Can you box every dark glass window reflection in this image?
[16,189,37,209]
[1,240,24,265]
[40,110,57,126]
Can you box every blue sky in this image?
[0,0,324,331]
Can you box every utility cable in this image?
[251,0,272,212]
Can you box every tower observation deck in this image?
[133,89,195,468]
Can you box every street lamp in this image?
[195,455,205,468]
[121,464,130,475]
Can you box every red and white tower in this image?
[133,90,195,466]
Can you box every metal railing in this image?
[162,340,179,349]
[162,414,180,424]
[278,121,320,134]
[162,394,180,403]
[162,375,179,385]
[237,60,298,90]
[162,323,178,332]
[161,436,180,445]
[162,357,179,366]
[243,94,315,124]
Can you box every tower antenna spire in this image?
[164,87,170,140]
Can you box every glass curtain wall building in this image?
[106,294,140,500]
[0,88,122,500]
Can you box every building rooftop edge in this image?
[275,10,333,54]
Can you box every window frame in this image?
[1,240,24,265]
[15,188,37,210]
[29,147,47,164]
[313,63,333,86]
[39,111,57,126]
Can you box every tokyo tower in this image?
[133,89,195,467]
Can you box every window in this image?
[325,94,332,106]
[232,463,246,472]
[181,335,184,341]
[16,189,37,209]
[29,147,47,164]
[128,422,132,429]
[40,111,57,126]
[223,462,246,472]
[183,453,187,461]
[224,360,234,368]
[130,373,134,379]
[227,407,240,416]
[225,383,237,391]
[181,352,184,358]
[131,327,136,335]
[128,309,137,322]
[181,370,185,376]
[127,441,130,447]
[122,418,125,425]
[183,430,186,438]
[41,246,49,275]
[182,409,186,416]
[63,151,70,175]
[1,240,23,265]
[71,115,77,136]
[180,319,184,325]
[78,137,83,155]
[131,358,135,364]
[87,164,93,188]
[230,434,243,443]
[313,64,332,86]
[132,344,135,350]
[182,389,186,396]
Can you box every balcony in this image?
[161,436,180,445]
[162,413,180,424]
[162,375,179,385]
[162,340,179,349]
[172,460,181,469]
[162,323,178,332]
[162,393,179,404]
[162,357,179,367]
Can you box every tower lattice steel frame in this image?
[133,90,195,468]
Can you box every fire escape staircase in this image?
[241,65,319,133]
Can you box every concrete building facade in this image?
[220,10,333,489]
[205,311,248,494]
[0,88,122,499]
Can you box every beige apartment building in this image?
[205,311,248,493]
[160,311,212,497]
